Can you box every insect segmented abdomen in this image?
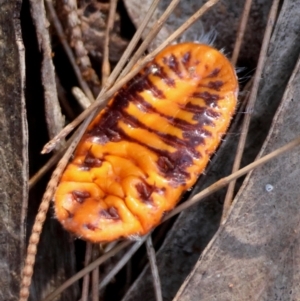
[55,43,238,242]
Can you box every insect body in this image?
[54,43,238,242]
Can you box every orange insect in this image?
[54,42,238,242]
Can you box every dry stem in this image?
[91,246,100,301]
[28,141,70,189]
[146,236,163,301]
[72,86,92,109]
[101,0,118,84]
[98,239,145,290]
[231,0,253,65]
[81,243,93,301]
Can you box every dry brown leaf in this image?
[0,1,28,300]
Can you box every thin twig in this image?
[29,141,70,189]
[102,0,161,91]
[222,0,281,220]
[99,239,145,290]
[213,78,253,191]
[72,87,92,109]
[92,2,119,298]
[42,0,220,154]
[146,236,163,301]
[125,256,132,291]
[29,88,97,188]
[118,0,182,80]
[41,134,300,301]
[101,0,118,84]
[231,0,253,65]
[56,75,77,120]
[72,90,97,301]
[102,241,118,253]
[45,0,95,101]
[81,243,93,301]
[91,246,100,301]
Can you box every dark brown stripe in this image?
[94,119,193,185]
[119,110,200,156]
[192,91,222,107]
[199,80,224,91]
[72,190,91,204]
[112,127,192,186]
[156,156,188,185]
[87,109,123,144]
[84,223,98,231]
[105,70,218,132]
[206,80,224,91]
[207,68,221,78]
[163,54,182,78]
[100,207,120,220]
[146,63,175,87]
[127,73,166,99]
[192,112,215,127]
[90,85,210,153]
[65,209,74,218]
[181,51,191,70]
[86,67,218,185]
[88,92,212,167]
[185,102,220,119]
[135,182,154,204]
[80,148,103,170]
[182,130,209,147]
[133,96,215,130]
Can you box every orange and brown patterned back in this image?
[54,43,238,242]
